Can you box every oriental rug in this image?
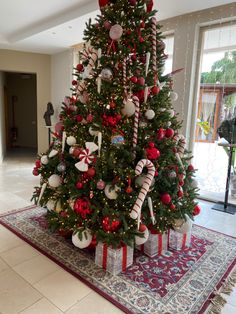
[1,205,236,314]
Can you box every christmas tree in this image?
[32,0,200,252]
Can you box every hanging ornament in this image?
[76,181,83,190]
[135,224,149,245]
[169,91,178,101]
[66,136,76,146]
[157,128,166,140]
[121,98,136,117]
[146,0,154,12]
[57,163,66,172]
[130,76,138,83]
[129,0,137,5]
[160,193,172,205]
[146,142,160,160]
[72,229,93,249]
[104,20,112,30]
[188,164,195,171]
[168,171,177,178]
[100,68,113,81]
[111,133,125,146]
[76,64,84,72]
[97,180,106,190]
[75,142,98,172]
[167,109,175,118]
[104,184,120,199]
[193,205,201,216]
[109,24,123,40]
[74,197,92,218]
[55,200,63,213]
[87,167,96,177]
[165,128,175,138]
[48,174,62,188]
[102,217,121,232]
[151,86,160,95]
[177,188,184,198]
[126,176,133,194]
[145,109,155,120]
[137,77,145,86]
[41,155,49,165]
[46,199,56,211]
[72,147,82,158]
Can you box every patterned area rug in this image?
[1,206,236,314]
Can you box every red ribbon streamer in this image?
[182,233,187,249]
[158,234,163,255]
[102,243,108,269]
[122,245,127,271]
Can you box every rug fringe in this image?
[208,269,236,314]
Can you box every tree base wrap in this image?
[168,229,191,251]
[95,242,134,275]
[136,231,168,257]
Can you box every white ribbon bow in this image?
[75,142,98,172]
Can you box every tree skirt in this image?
[1,206,236,314]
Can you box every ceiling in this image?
[0,0,234,55]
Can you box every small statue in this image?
[43,102,54,126]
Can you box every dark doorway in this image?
[4,72,37,155]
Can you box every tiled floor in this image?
[0,149,236,314]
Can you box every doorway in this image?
[4,72,37,156]
[193,23,236,204]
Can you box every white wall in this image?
[0,72,6,162]
[51,49,74,125]
[161,3,236,149]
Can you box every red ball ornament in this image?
[151,85,160,95]
[157,128,166,140]
[72,80,77,86]
[165,128,175,138]
[140,21,145,28]
[137,77,145,86]
[72,147,81,158]
[99,0,109,8]
[32,167,39,176]
[97,180,105,190]
[102,217,121,232]
[35,159,41,168]
[104,20,111,30]
[74,197,92,218]
[76,64,84,72]
[188,164,195,171]
[161,193,171,205]
[177,190,184,198]
[87,167,96,177]
[86,114,93,123]
[179,180,184,187]
[130,76,138,83]
[139,223,147,232]
[139,36,145,43]
[170,203,176,210]
[146,0,154,12]
[146,143,160,160]
[126,186,133,194]
[76,181,83,189]
[129,0,137,5]
[193,205,201,216]
[76,115,83,122]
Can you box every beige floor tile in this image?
[0,268,42,314]
[1,243,39,267]
[0,225,25,253]
[0,257,9,273]
[19,298,63,314]
[34,269,92,312]
[65,291,124,314]
[13,254,60,284]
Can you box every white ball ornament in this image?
[72,229,92,249]
[41,155,49,165]
[109,24,123,40]
[104,184,120,200]
[145,109,155,120]
[46,199,56,211]
[135,225,149,245]
[48,174,62,188]
[121,99,136,117]
[66,136,76,146]
[169,91,178,101]
[55,200,63,213]
[191,179,198,189]
[167,109,175,118]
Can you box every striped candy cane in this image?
[123,58,127,97]
[132,96,140,156]
[130,159,155,220]
[151,17,157,85]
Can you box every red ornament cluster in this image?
[146,142,160,160]
[74,197,92,218]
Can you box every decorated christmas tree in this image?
[32,0,200,267]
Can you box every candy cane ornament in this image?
[132,96,140,157]
[130,159,155,220]
[151,17,157,85]
[123,57,127,97]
